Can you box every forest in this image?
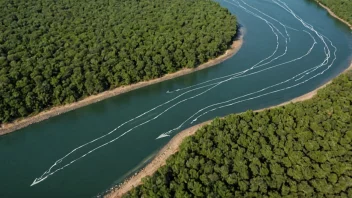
[0,0,237,124]
[124,71,352,197]
[313,0,352,25]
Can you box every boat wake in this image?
[31,0,337,187]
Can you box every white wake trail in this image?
[31,0,287,186]
[190,36,336,122]
[31,0,336,187]
[189,0,336,127]
[156,0,334,138]
[240,0,292,41]
[158,38,318,135]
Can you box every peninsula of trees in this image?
[0,0,237,124]
[123,70,352,197]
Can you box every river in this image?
[0,0,351,197]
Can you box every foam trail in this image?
[32,77,235,186]
[32,0,334,186]
[156,0,334,138]
[55,0,320,181]
[40,0,309,181]
[157,31,321,138]
[190,36,336,122]
[271,0,333,80]
[38,24,295,177]
[240,0,291,41]
[31,63,243,185]
[228,0,329,78]
[33,82,210,178]
[31,0,286,186]
[196,0,337,124]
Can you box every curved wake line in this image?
[159,38,317,136]
[188,5,338,125]
[157,0,333,138]
[32,0,287,186]
[31,0,337,187]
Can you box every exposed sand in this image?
[0,32,244,136]
[105,121,211,198]
[106,62,352,198]
[316,1,352,30]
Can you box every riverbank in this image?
[105,121,211,198]
[106,61,352,198]
[0,30,244,136]
[315,1,352,29]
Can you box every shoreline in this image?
[105,121,211,198]
[315,1,352,29]
[0,30,244,136]
[106,62,352,198]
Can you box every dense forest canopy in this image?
[124,71,352,197]
[313,0,352,25]
[0,0,237,124]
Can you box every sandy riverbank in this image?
[0,31,244,136]
[106,62,352,198]
[316,1,352,29]
[105,121,211,198]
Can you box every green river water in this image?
[0,0,351,197]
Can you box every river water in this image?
[0,0,351,197]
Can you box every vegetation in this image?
[314,0,352,25]
[124,71,352,197]
[0,0,237,124]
